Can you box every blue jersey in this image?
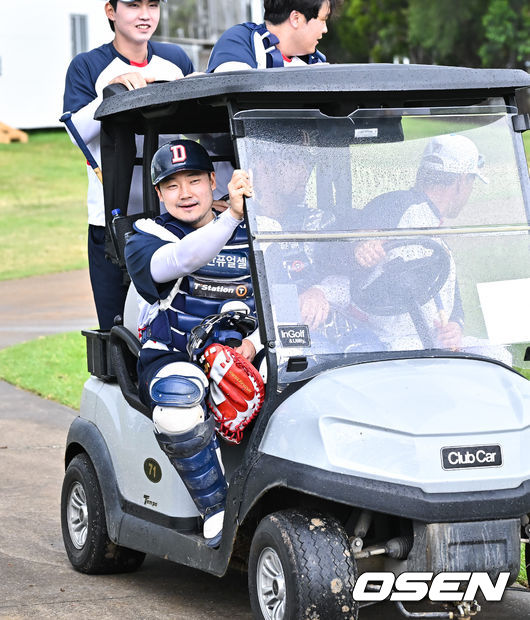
[358,188,443,230]
[63,42,194,226]
[64,41,193,115]
[207,22,326,73]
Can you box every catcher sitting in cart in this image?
[124,139,264,547]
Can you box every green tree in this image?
[323,0,409,63]
[168,0,198,39]
[407,0,486,66]
[479,0,530,68]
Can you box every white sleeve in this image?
[245,328,263,354]
[213,61,253,73]
[150,209,243,283]
[313,276,351,306]
[69,97,102,147]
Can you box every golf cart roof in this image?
[95,63,530,135]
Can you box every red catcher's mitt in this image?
[200,343,265,444]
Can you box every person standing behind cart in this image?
[62,0,194,330]
[125,140,260,546]
[207,0,339,73]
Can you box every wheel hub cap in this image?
[257,547,286,620]
[66,481,88,549]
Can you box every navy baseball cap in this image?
[151,140,214,185]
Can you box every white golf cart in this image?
[61,64,530,619]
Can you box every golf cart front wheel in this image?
[248,509,358,620]
[61,453,145,574]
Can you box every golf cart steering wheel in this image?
[318,303,385,353]
[353,237,452,349]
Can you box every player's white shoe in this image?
[204,510,225,547]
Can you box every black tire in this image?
[60,453,145,574]
[248,509,358,620]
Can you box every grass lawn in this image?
[0,331,88,410]
[521,547,528,587]
[0,130,88,280]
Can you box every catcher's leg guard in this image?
[150,362,227,547]
[150,361,209,433]
[154,417,227,546]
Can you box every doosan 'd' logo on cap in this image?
[170,144,187,164]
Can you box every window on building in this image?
[71,14,88,57]
[166,0,257,42]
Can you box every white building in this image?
[0,0,263,130]
[158,0,263,71]
[0,0,109,130]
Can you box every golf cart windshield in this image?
[235,104,530,384]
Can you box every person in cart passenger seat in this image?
[125,140,264,547]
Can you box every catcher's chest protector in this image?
[147,215,256,352]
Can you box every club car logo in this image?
[278,325,311,347]
[441,444,502,470]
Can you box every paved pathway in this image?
[0,269,97,349]
[0,270,528,619]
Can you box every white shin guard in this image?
[150,361,209,434]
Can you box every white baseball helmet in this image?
[421,134,488,184]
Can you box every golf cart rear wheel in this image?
[61,453,145,574]
[248,509,358,620]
